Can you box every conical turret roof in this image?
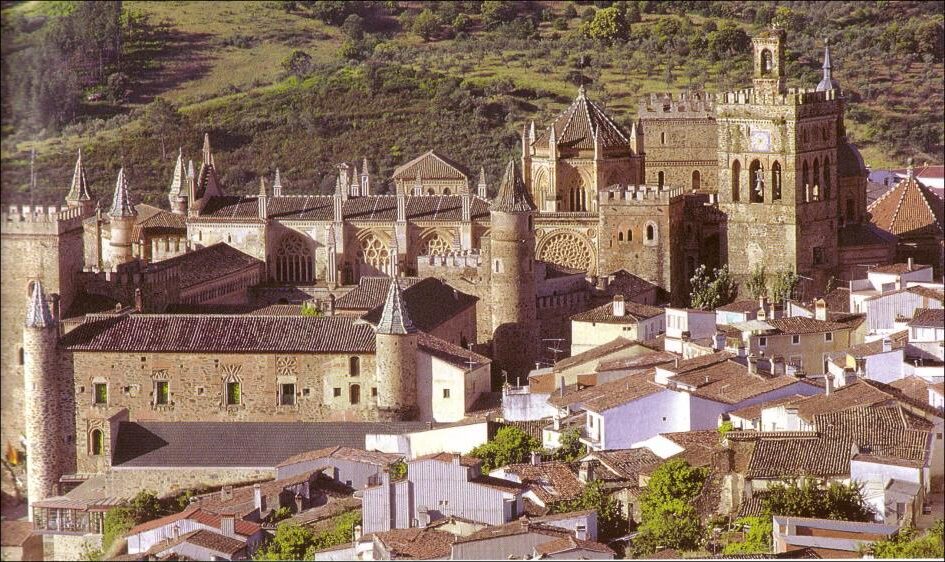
[26,281,54,328]
[491,160,535,213]
[376,277,416,335]
[66,149,92,202]
[169,148,186,197]
[109,168,137,218]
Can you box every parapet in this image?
[1,204,87,235]
[717,87,841,108]
[598,184,686,204]
[639,91,716,118]
[416,251,484,278]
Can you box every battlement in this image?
[717,87,841,108]
[416,251,483,277]
[598,184,686,204]
[1,204,87,235]
[639,91,716,118]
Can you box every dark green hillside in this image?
[1,1,942,207]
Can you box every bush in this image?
[563,4,578,18]
[468,426,541,472]
[553,17,568,31]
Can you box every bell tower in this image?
[752,28,786,98]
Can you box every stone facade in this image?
[638,92,719,193]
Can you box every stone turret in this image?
[361,158,371,196]
[168,148,188,214]
[489,160,538,376]
[108,168,137,267]
[65,149,95,215]
[477,167,488,199]
[273,168,283,197]
[374,278,418,420]
[23,282,73,518]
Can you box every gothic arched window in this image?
[349,357,360,376]
[90,429,104,456]
[761,49,773,75]
[731,160,741,202]
[349,384,361,405]
[802,160,810,202]
[423,233,453,256]
[657,171,665,189]
[357,234,390,271]
[749,160,764,203]
[813,158,821,201]
[691,170,700,191]
[771,161,782,201]
[823,156,831,199]
[275,233,314,284]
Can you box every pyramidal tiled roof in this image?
[391,150,469,181]
[66,150,92,202]
[109,168,137,218]
[376,277,417,335]
[533,86,632,150]
[491,160,535,213]
[868,169,943,237]
[26,281,54,328]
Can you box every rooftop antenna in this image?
[544,338,565,365]
[465,342,478,373]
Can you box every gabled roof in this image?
[143,242,261,290]
[533,534,616,556]
[127,504,261,538]
[552,337,640,373]
[868,171,944,237]
[491,160,535,213]
[372,527,456,560]
[556,371,664,412]
[909,307,944,328]
[500,461,586,504]
[533,87,632,151]
[335,276,422,310]
[360,277,478,333]
[586,448,662,482]
[570,300,664,324]
[764,316,854,335]
[391,150,469,182]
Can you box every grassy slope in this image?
[0,1,941,207]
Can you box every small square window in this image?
[758,337,767,347]
[825,332,833,342]
[791,335,800,345]
[154,381,169,405]
[197,386,205,396]
[280,383,296,406]
[371,387,378,397]
[333,387,342,398]
[443,388,451,399]
[93,383,108,405]
[225,382,241,405]
[303,388,311,396]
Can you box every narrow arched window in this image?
[660,132,666,145]
[802,161,810,202]
[823,156,831,199]
[691,170,700,191]
[443,188,451,195]
[90,429,104,456]
[18,347,24,366]
[349,357,360,377]
[749,160,764,203]
[731,160,741,202]
[813,157,821,201]
[349,384,361,405]
[646,224,655,241]
[657,171,664,189]
[771,161,782,201]
[761,49,773,75]
[618,232,624,242]
[627,229,633,241]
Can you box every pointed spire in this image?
[376,277,416,335]
[362,157,370,175]
[273,168,283,196]
[109,168,137,218]
[258,177,268,196]
[529,120,536,142]
[25,281,54,328]
[816,38,839,92]
[168,148,185,197]
[66,149,92,203]
[187,159,195,180]
[478,166,488,198]
[202,133,213,166]
[491,160,536,213]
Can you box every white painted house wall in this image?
[415,352,490,423]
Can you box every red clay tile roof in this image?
[868,174,944,237]
[843,330,909,358]
[192,470,325,516]
[906,286,945,302]
[373,527,457,559]
[472,474,526,494]
[413,452,481,468]
[658,430,721,468]
[127,505,260,537]
[0,520,34,547]
[554,370,663,411]
[501,461,586,504]
[61,314,376,353]
[417,331,491,370]
[144,242,262,290]
[589,448,662,481]
[276,446,402,468]
[533,534,616,556]
[870,262,934,274]
[669,359,811,405]
[595,351,677,373]
[602,269,661,299]
[391,150,470,181]
[132,204,187,239]
[181,529,248,556]
[571,301,664,324]
[534,89,632,151]
[909,307,944,328]
[716,299,762,313]
[334,277,422,310]
[764,317,851,335]
[729,394,807,422]
[552,337,640,372]
[454,520,569,544]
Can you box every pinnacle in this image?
[169,148,186,196]
[491,160,535,213]
[67,149,92,202]
[376,276,416,335]
[109,167,137,218]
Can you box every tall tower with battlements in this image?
[489,160,538,377]
[717,28,843,290]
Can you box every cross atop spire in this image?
[491,160,535,213]
[109,167,137,218]
[376,277,416,335]
[66,149,92,203]
[25,281,54,328]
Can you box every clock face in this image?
[750,129,772,152]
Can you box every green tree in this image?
[554,480,628,540]
[140,98,182,160]
[769,269,800,304]
[452,13,472,32]
[707,21,750,59]
[282,50,314,78]
[389,459,407,480]
[480,1,517,29]
[745,264,767,300]
[411,9,442,42]
[300,302,322,317]
[468,426,540,472]
[562,4,578,18]
[871,520,944,559]
[341,14,364,40]
[689,264,738,310]
[551,428,585,462]
[102,508,134,553]
[255,522,316,560]
[771,6,804,31]
[722,516,772,554]
[631,459,708,556]
[582,6,630,44]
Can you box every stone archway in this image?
[537,230,595,274]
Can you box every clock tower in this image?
[716,30,844,292]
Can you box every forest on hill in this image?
[1,0,942,207]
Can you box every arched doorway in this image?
[691,170,700,191]
[349,384,361,405]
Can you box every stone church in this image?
[1,30,900,507]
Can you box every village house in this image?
[771,516,899,558]
[125,507,265,556]
[132,528,252,561]
[274,446,402,487]
[450,519,614,560]
[569,295,665,355]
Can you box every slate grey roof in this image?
[109,168,137,218]
[491,160,535,213]
[26,281,54,328]
[67,149,92,202]
[111,421,430,468]
[375,278,417,335]
[360,277,478,333]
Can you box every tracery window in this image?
[275,233,313,283]
[357,234,390,271]
[538,232,592,272]
[423,233,453,256]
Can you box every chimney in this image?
[559,375,566,397]
[253,483,266,514]
[612,294,626,317]
[553,416,561,430]
[814,298,827,321]
[134,288,143,312]
[575,525,588,541]
[326,293,335,316]
[713,331,727,351]
[674,357,679,369]
[220,515,236,538]
[882,338,892,353]
[825,373,834,396]
[747,354,758,375]
[530,451,541,466]
[578,460,596,483]
[907,257,914,270]
[354,524,363,542]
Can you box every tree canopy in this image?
[468,426,541,472]
[690,264,739,310]
[630,460,709,556]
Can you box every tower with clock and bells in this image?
[715,27,845,290]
